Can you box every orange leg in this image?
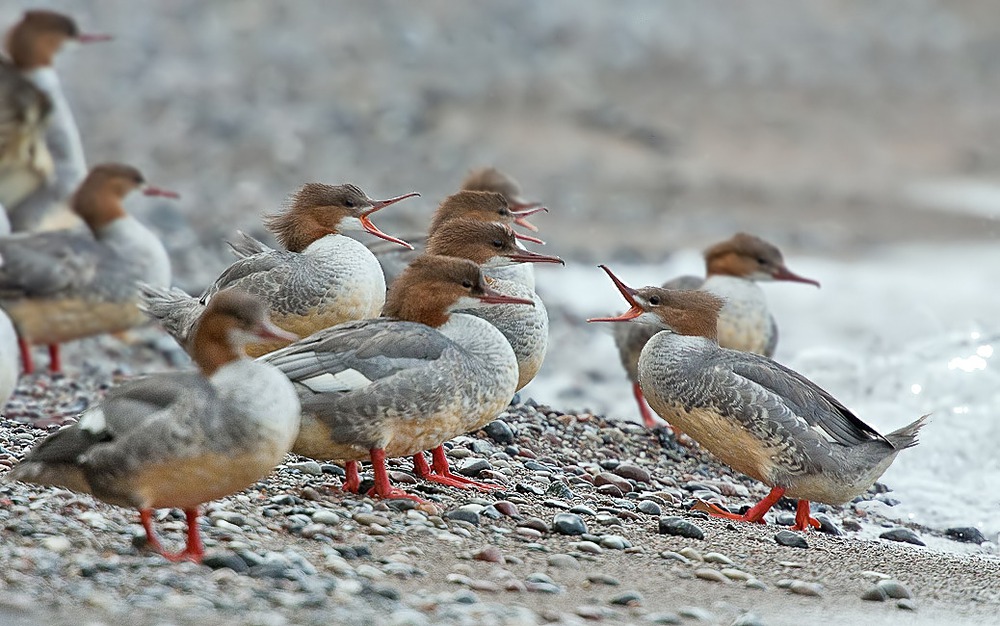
[18,338,33,374]
[694,486,786,524]
[342,460,361,493]
[47,344,61,373]
[139,508,205,563]
[367,448,425,502]
[633,382,661,429]
[413,446,500,491]
[792,500,821,531]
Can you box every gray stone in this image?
[609,590,643,606]
[483,420,515,445]
[445,509,480,526]
[547,554,580,569]
[457,458,491,477]
[287,461,323,476]
[877,580,913,599]
[774,530,809,549]
[638,500,661,516]
[731,612,765,626]
[861,586,888,602]
[552,512,588,535]
[879,528,925,546]
[658,516,705,539]
[946,527,987,544]
[788,581,823,597]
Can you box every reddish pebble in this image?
[473,546,504,564]
[493,501,519,517]
[595,472,633,494]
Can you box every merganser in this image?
[0,10,110,231]
[425,217,564,390]
[261,255,533,500]
[0,162,175,373]
[7,289,301,562]
[591,265,927,531]
[371,183,548,288]
[0,253,17,407]
[613,233,820,428]
[139,183,416,357]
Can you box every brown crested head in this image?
[461,167,524,202]
[384,255,533,327]
[703,233,819,286]
[588,265,724,341]
[425,218,563,267]
[264,183,414,252]
[5,11,108,69]
[71,163,145,231]
[428,190,513,233]
[192,289,296,376]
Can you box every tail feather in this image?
[7,461,92,495]
[227,231,273,258]
[137,282,203,351]
[886,414,930,451]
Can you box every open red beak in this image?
[772,265,820,287]
[514,232,545,245]
[587,265,645,323]
[76,33,113,44]
[255,320,298,342]
[510,203,547,232]
[360,192,419,250]
[505,249,564,265]
[478,282,535,306]
[142,185,180,199]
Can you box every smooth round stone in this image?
[694,569,729,584]
[321,463,346,477]
[515,527,543,540]
[546,554,580,569]
[526,572,556,585]
[897,599,918,611]
[774,530,809,549]
[609,590,643,606]
[445,510,480,526]
[353,512,390,527]
[879,528,925,546]
[483,420,516,445]
[520,517,549,533]
[493,501,519,517]
[543,498,571,510]
[731,612,765,626]
[312,510,340,525]
[861,586,888,602]
[788,581,823,597]
[945,527,987,544]
[599,459,620,470]
[203,553,250,573]
[596,484,624,498]
[660,551,689,564]
[473,546,504,563]
[612,463,651,483]
[721,568,750,581]
[703,552,733,565]
[745,579,768,591]
[644,612,683,624]
[287,461,323,476]
[841,519,863,532]
[813,513,842,536]
[546,482,574,499]
[877,580,913,599]
[457,459,491,477]
[587,573,620,586]
[678,547,704,561]
[658,517,705,540]
[552,513,588,536]
[600,532,628,549]
[572,541,604,555]
[638,501,661,516]
[595,472,633,494]
[774,512,795,526]
[40,536,72,553]
[570,505,597,516]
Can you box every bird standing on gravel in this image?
[261,255,533,500]
[140,183,416,357]
[7,290,301,562]
[612,233,820,428]
[0,163,176,373]
[1,10,111,231]
[591,265,926,531]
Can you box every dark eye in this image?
[345,199,356,208]
[492,240,503,248]
[648,295,660,305]
[461,280,473,289]
[756,257,768,265]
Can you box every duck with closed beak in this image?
[1,10,111,231]
[140,183,416,357]
[614,233,820,428]
[7,290,301,562]
[591,265,926,531]
[261,255,533,499]
[0,162,176,373]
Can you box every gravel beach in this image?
[3,2,1000,625]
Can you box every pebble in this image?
[613,463,651,483]
[694,569,728,584]
[310,510,340,525]
[731,613,765,626]
[587,573,620,586]
[519,517,549,533]
[657,516,705,540]
[678,547,704,562]
[353,512,391,527]
[595,472,633,494]
[457,459,491,477]
[813,513,842,536]
[473,546,504,564]
[286,461,323,476]
[897,599,918,611]
[40,536,71,553]
[547,554,580,569]
[945,527,987,544]
[879,528,925,546]
[597,484,624,498]
[552,512,588,535]
[482,419,516,445]
[877,580,913,599]
[774,530,809,549]
[660,551,689,564]
[570,505,597,516]
[599,535,630,550]
[788,581,823,597]
[644,612,683,624]
[572,540,604,555]
[678,607,715,621]
[721,568,750,581]
[861,586,888,602]
[702,552,733,565]
[609,590,643,606]
[493,501,519,517]
[445,510,480,526]
[637,501,661,516]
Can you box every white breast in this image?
[98,217,172,287]
[211,359,302,451]
[0,310,20,407]
[701,275,773,354]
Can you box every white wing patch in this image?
[300,369,373,393]
[77,407,107,434]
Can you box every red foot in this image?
[792,499,821,531]
[18,337,33,374]
[47,344,61,373]
[342,460,361,493]
[366,448,425,502]
[139,507,205,563]
[412,446,501,491]
[692,486,786,525]
[633,382,662,429]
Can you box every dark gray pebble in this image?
[546,482,574,499]
[945,527,986,544]
[657,516,704,539]
[515,482,545,496]
[445,509,480,526]
[483,420,515,445]
[813,513,842,536]
[202,554,250,573]
[608,590,643,606]
[861,586,888,602]
[457,459,491,477]
[774,530,809,549]
[877,580,913,599]
[552,512,588,536]
[879,528,925,546]
[637,501,661,516]
[321,464,346,477]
